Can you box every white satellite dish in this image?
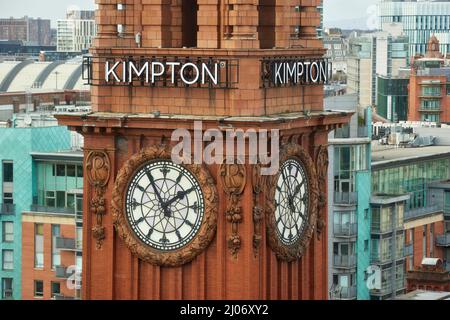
[24,115,32,126]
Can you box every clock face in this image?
[274,158,309,246]
[125,160,205,252]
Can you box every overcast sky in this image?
[0,0,378,29]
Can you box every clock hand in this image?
[292,181,305,199]
[163,187,195,208]
[146,170,171,217]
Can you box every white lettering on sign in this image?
[105,60,220,86]
[271,60,330,85]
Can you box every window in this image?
[2,250,13,270]
[364,209,369,220]
[76,226,83,250]
[34,280,43,298]
[45,191,55,207]
[2,278,13,299]
[35,224,44,268]
[51,282,61,297]
[77,165,83,178]
[76,194,83,218]
[2,222,13,242]
[56,191,66,208]
[56,164,66,177]
[2,161,13,182]
[52,225,61,269]
[67,165,76,177]
[3,192,13,205]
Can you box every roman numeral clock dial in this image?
[112,146,218,267]
[126,161,204,251]
[267,144,319,262]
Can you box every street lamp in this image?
[54,71,60,90]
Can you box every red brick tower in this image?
[57,0,351,300]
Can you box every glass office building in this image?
[379,1,450,57]
[372,154,450,211]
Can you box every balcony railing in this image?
[371,221,393,234]
[3,290,13,300]
[334,223,358,237]
[333,255,356,268]
[334,127,350,139]
[53,294,78,300]
[418,108,442,113]
[396,278,406,290]
[333,286,357,300]
[334,192,357,205]
[444,205,450,215]
[405,205,442,221]
[370,282,393,296]
[55,265,70,279]
[436,234,450,247]
[0,204,15,215]
[30,204,75,215]
[357,127,369,138]
[371,251,393,264]
[56,237,80,251]
[404,243,413,256]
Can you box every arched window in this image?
[182,0,198,48]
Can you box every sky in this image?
[0,0,378,30]
[0,0,95,27]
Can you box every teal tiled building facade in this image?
[0,126,71,300]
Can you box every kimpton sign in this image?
[261,58,331,88]
[83,56,330,88]
[105,59,221,85]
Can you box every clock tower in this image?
[56,0,351,300]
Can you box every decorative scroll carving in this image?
[252,163,264,257]
[265,143,319,262]
[111,144,218,267]
[315,145,329,239]
[220,163,247,258]
[86,150,111,250]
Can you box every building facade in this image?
[21,151,83,300]
[379,0,450,57]
[347,26,409,111]
[377,72,409,122]
[326,94,372,300]
[57,10,96,52]
[323,29,348,79]
[0,17,51,46]
[369,194,409,300]
[56,1,351,300]
[408,36,450,124]
[0,126,71,300]
[371,143,450,298]
[347,35,376,108]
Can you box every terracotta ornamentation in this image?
[315,145,329,239]
[220,163,247,258]
[265,143,319,262]
[111,144,218,267]
[252,163,264,257]
[86,150,111,250]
